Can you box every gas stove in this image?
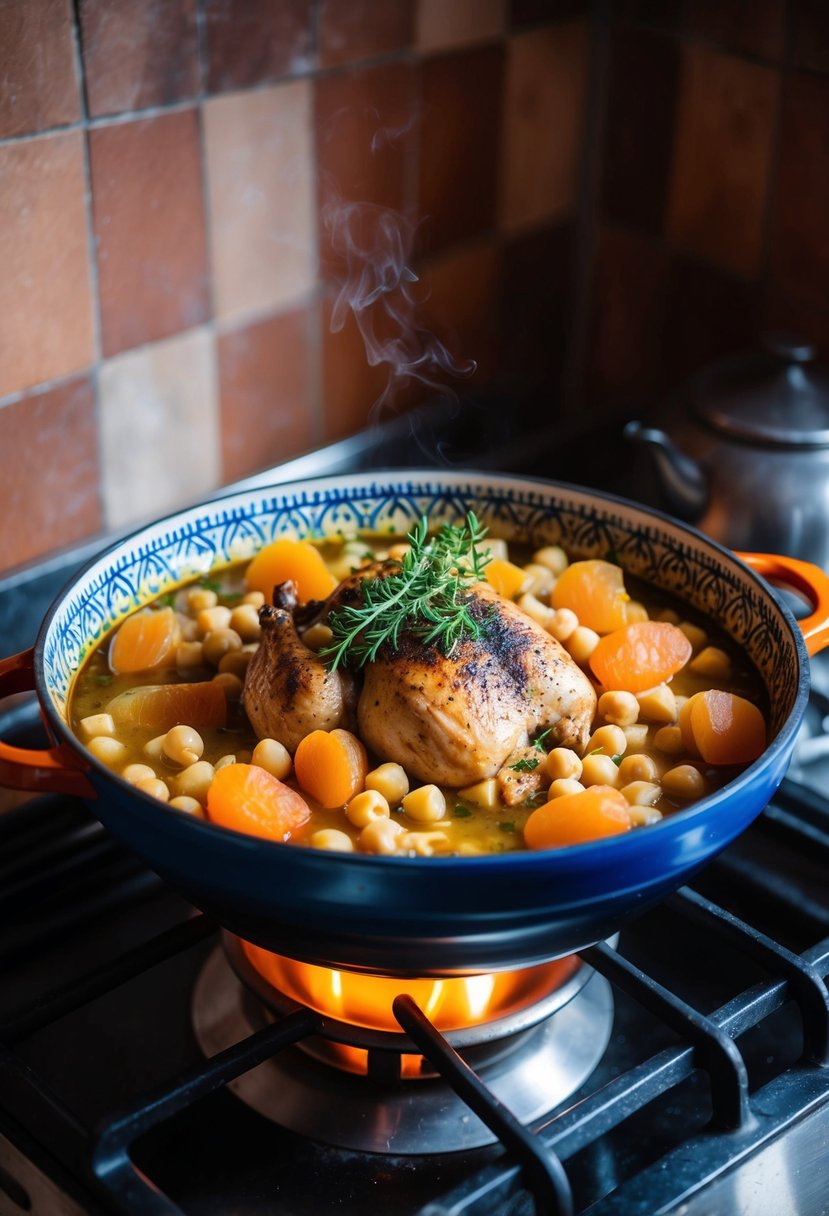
[2,399,829,1216]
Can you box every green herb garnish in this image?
[532,728,553,753]
[453,804,472,818]
[157,592,177,608]
[199,578,223,592]
[94,674,114,686]
[498,821,517,833]
[510,757,540,772]
[612,754,623,766]
[322,512,492,669]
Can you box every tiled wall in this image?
[0,0,589,575]
[585,0,829,409]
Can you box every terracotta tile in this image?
[684,0,785,61]
[0,132,94,398]
[419,46,505,253]
[500,222,572,393]
[79,0,200,118]
[320,0,414,66]
[0,0,80,138]
[665,46,779,278]
[321,293,391,440]
[417,240,501,384]
[500,22,588,233]
[218,307,313,482]
[792,0,829,77]
[417,0,506,51]
[586,225,671,404]
[204,0,312,93]
[205,81,315,323]
[771,71,829,310]
[90,110,209,358]
[97,328,219,529]
[0,376,101,572]
[316,62,417,273]
[661,255,761,387]
[601,25,681,233]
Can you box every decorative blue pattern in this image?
[41,475,798,733]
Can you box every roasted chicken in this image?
[244,568,596,788]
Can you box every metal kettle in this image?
[625,335,829,569]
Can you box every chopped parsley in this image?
[453,804,472,818]
[498,821,517,833]
[532,728,553,753]
[510,756,540,773]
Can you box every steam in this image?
[322,194,477,414]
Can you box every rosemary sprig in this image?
[322,511,492,669]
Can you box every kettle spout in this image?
[624,421,709,521]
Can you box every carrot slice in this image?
[485,558,528,600]
[109,607,180,674]
[589,621,692,694]
[107,681,227,731]
[683,689,766,767]
[294,728,368,809]
[551,560,629,633]
[207,763,310,842]
[245,539,337,604]
[524,785,632,849]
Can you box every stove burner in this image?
[192,944,614,1154]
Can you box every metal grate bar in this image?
[582,942,751,1129]
[92,1006,320,1216]
[672,887,829,1063]
[707,849,829,935]
[393,994,573,1216]
[1,914,217,1043]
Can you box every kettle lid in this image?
[690,334,829,448]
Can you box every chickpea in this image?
[187,587,217,613]
[636,684,677,724]
[359,817,405,855]
[212,671,243,699]
[172,760,215,803]
[301,623,334,652]
[618,753,659,785]
[620,780,661,807]
[679,621,707,651]
[581,754,620,787]
[517,592,555,630]
[457,777,499,809]
[162,725,204,767]
[229,603,261,643]
[176,640,205,672]
[143,734,166,761]
[87,736,128,767]
[402,784,446,823]
[584,724,627,758]
[522,563,557,598]
[654,725,684,755]
[202,628,243,668]
[136,776,170,802]
[346,789,391,828]
[549,777,585,798]
[401,830,450,856]
[566,625,599,665]
[598,690,639,727]
[365,762,409,804]
[218,649,252,679]
[656,608,681,625]
[79,712,116,741]
[533,545,569,576]
[178,615,200,642]
[121,763,157,786]
[242,590,266,608]
[196,606,232,637]
[662,764,707,800]
[549,607,579,643]
[169,795,205,817]
[628,806,663,827]
[545,747,583,782]
[310,829,354,852]
[252,738,292,780]
[214,754,236,772]
[622,723,649,752]
[480,538,508,562]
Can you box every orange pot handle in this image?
[736,552,829,658]
[0,649,95,797]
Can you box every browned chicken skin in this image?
[244,571,596,789]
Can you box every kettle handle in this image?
[0,649,95,796]
[736,553,829,657]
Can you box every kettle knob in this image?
[763,333,817,364]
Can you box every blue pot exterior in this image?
[34,474,810,975]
